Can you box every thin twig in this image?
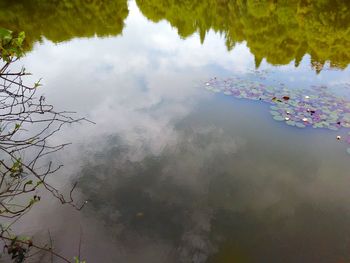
[0,235,72,263]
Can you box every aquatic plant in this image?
[204,72,350,154]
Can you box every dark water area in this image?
[1,0,350,262]
[74,96,350,263]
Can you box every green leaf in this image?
[74,256,86,263]
[34,79,42,88]
[0,28,12,39]
[273,115,284,121]
[25,180,33,185]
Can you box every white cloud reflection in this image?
[9,1,350,263]
[13,2,251,262]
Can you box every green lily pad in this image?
[313,123,324,128]
[286,120,296,126]
[273,115,284,121]
[295,122,306,128]
[270,110,280,116]
[204,76,350,134]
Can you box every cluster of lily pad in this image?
[204,74,350,154]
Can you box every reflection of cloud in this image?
[19,1,256,108]
[178,209,215,263]
[75,123,242,263]
[10,0,350,262]
[15,1,257,174]
[72,99,350,263]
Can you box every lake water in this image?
[2,1,350,262]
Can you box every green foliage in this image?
[136,0,350,70]
[10,158,23,176]
[1,236,34,263]
[33,79,42,89]
[0,0,129,50]
[74,256,86,263]
[0,28,25,61]
[0,23,88,262]
[1,0,349,70]
[6,237,27,263]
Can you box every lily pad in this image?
[286,120,296,126]
[295,122,306,128]
[270,110,280,116]
[273,115,284,121]
[204,74,350,136]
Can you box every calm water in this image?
[2,1,350,262]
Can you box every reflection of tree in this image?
[136,0,350,70]
[0,0,128,48]
[1,0,348,71]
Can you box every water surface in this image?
[1,1,350,262]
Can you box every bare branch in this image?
[0,44,92,262]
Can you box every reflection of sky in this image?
[11,1,350,263]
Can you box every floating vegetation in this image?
[204,73,350,154]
